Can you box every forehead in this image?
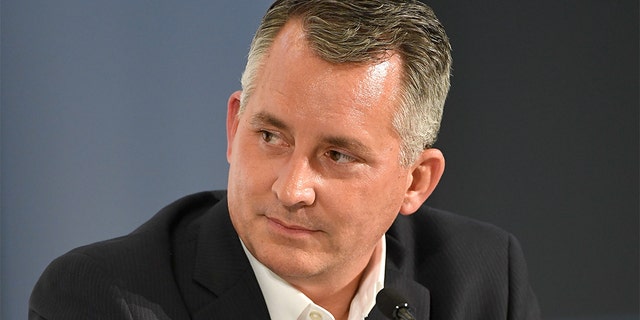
[253,19,404,120]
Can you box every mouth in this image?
[266,216,319,236]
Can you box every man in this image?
[30,0,541,319]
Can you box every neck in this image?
[292,269,364,320]
[286,241,383,320]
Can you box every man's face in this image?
[226,20,416,286]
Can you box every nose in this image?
[272,155,317,209]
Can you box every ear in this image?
[226,91,242,162]
[399,148,445,215]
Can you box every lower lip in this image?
[267,218,317,237]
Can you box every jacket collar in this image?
[364,224,431,320]
[191,197,270,319]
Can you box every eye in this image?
[261,130,275,143]
[326,150,357,164]
[260,130,286,146]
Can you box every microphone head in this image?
[375,288,411,319]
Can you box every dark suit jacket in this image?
[30,190,541,319]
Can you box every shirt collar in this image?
[241,237,386,320]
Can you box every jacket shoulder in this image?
[30,250,134,319]
[71,190,226,258]
[29,190,227,320]
[388,205,512,266]
[386,205,541,319]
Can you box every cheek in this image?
[229,134,275,191]
[326,178,403,232]
[361,168,408,207]
[348,171,407,227]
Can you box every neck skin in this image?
[286,243,379,320]
[293,270,365,320]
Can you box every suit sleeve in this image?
[29,251,134,320]
[507,234,542,319]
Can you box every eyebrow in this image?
[250,111,290,131]
[322,135,373,157]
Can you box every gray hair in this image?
[240,0,452,166]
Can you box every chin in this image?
[257,245,326,279]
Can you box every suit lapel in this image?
[369,267,431,320]
[366,218,432,320]
[190,197,270,320]
[366,269,431,320]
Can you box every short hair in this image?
[240,0,452,166]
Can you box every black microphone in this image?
[375,288,416,320]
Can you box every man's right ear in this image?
[226,91,242,162]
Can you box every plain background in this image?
[1,0,637,319]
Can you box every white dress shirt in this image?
[241,237,386,320]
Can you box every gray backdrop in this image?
[1,1,637,319]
